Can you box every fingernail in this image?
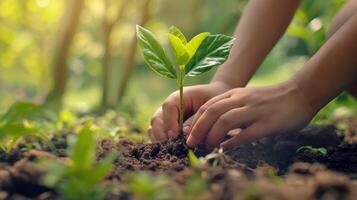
[186,135,195,147]
[183,126,190,134]
[168,130,176,138]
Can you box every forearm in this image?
[292,12,357,113]
[212,0,300,88]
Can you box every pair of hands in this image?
[149,80,315,150]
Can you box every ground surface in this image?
[0,118,357,200]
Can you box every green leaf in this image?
[136,25,177,79]
[0,102,44,123]
[168,34,190,65]
[185,32,210,58]
[188,150,200,167]
[168,26,187,45]
[185,34,235,77]
[296,145,328,155]
[88,151,118,184]
[0,122,39,140]
[69,125,96,170]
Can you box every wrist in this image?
[279,79,316,117]
[212,60,259,89]
[209,80,236,92]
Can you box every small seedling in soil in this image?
[188,149,203,167]
[125,171,172,200]
[42,125,117,200]
[136,25,235,134]
[296,145,328,155]
[181,170,208,199]
[0,102,52,153]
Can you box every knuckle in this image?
[167,91,179,100]
[198,105,208,114]
[150,116,159,126]
[206,106,219,116]
[162,101,175,111]
[236,92,249,101]
[218,115,233,127]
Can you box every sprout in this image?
[136,25,235,134]
[296,145,328,155]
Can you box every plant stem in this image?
[179,66,184,135]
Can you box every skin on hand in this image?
[148,81,232,142]
[186,80,315,150]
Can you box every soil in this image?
[0,118,357,200]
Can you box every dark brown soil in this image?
[1,118,357,200]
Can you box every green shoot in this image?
[182,171,208,199]
[136,25,235,134]
[296,145,328,155]
[42,125,118,200]
[188,149,201,167]
[126,172,172,200]
[0,102,51,153]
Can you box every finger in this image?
[150,109,168,141]
[205,108,253,149]
[147,127,157,142]
[220,122,268,150]
[190,91,232,131]
[187,98,245,147]
[161,92,180,134]
[151,120,167,141]
[182,115,194,136]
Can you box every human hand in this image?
[186,80,316,150]
[148,81,232,142]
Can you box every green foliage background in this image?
[0,0,355,130]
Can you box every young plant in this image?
[136,25,235,134]
[296,145,328,155]
[125,171,172,200]
[42,125,118,200]
[0,102,50,153]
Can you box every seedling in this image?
[0,102,50,153]
[188,148,224,167]
[126,171,172,200]
[296,145,328,155]
[42,125,118,200]
[136,25,235,134]
[188,149,203,167]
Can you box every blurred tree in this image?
[101,0,131,108]
[286,0,346,55]
[116,0,153,103]
[46,0,85,104]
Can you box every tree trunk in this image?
[101,22,111,108]
[46,0,84,103]
[101,0,131,108]
[116,0,153,103]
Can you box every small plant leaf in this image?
[136,25,177,79]
[69,125,96,170]
[296,145,328,155]
[185,34,235,77]
[168,33,190,65]
[0,123,39,140]
[87,151,118,185]
[188,150,200,167]
[0,102,44,123]
[185,32,210,58]
[168,26,187,45]
[317,147,327,155]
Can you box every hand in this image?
[186,80,316,150]
[148,82,232,142]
